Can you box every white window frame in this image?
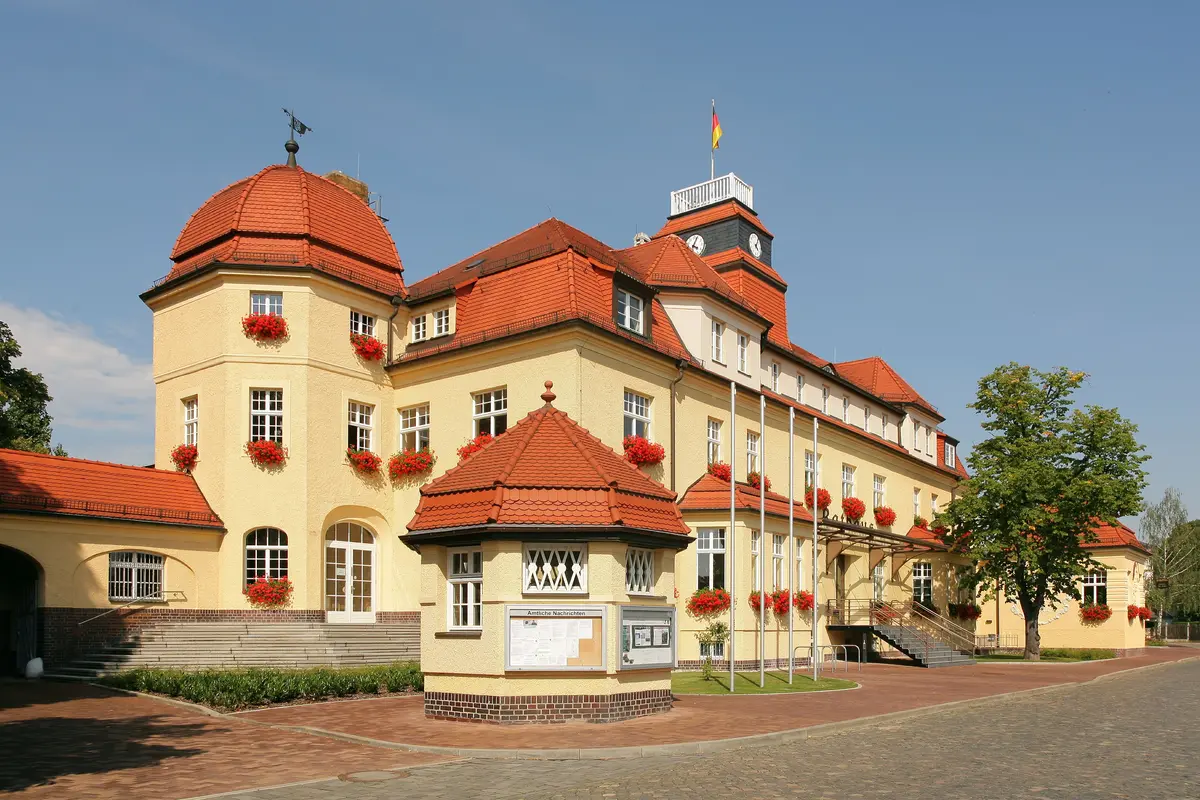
[412,314,428,342]
[883,414,890,442]
[913,561,933,606]
[822,387,829,415]
[873,475,886,509]
[750,530,761,591]
[448,547,483,630]
[696,527,726,590]
[737,332,749,373]
[864,405,871,433]
[746,430,760,475]
[842,396,850,423]
[616,289,644,334]
[700,640,725,659]
[706,418,722,465]
[433,308,451,337]
[804,450,818,489]
[913,488,921,519]
[347,401,374,452]
[399,404,430,451]
[931,494,939,517]
[795,544,804,592]
[250,292,283,316]
[245,528,288,585]
[797,374,805,403]
[183,397,198,446]
[623,390,651,439]
[350,309,376,337]
[772,534,785,589]
[108,551,164,602]
[625,547,655,595]
[472,388,508,437]
[1082,570,1108,605]
[250,389,283,443]
[523,544,588,594]
[771,362,780,392]
[711,320,725,363]
[919,425,927,453]
[945,442,956,469]
[841,464,856,500]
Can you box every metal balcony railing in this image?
[670,173,754,216]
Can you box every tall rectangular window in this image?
[919,425,927,453]
[883,414,890,442]
[433,308,450,337]
[797,374,805,403]
[746,430,760,475]
[250,292,283,316]
[183,397,198,446]
[873,475,886,509]
[913,562,933,606]
[347,401,374,451]
[945,442,956,469]
[771,362,780,392]
[250,390,283,443]
[623,390,651,439]
[711,320,725,362]
[616,289,644,334]
[795,545,804,592]
[913,421,921,452]
[706,418,722,465]
[350,309,376,336]
[696,528,726,590]
[448,548,483,629]
[842,396,850,423]
[822,387,829,414]
[931,494,939,517]
[864,405,871,433]
[399,404,430,451]
[804,450,817,488]
[841,464,856,500]
[473,388,508,436]
[737,333,749,373]
[772,534,785,589]
[750,530,761,591]
[913,488,921,519]
[412,315,428,342]
[1081,571,1108,605]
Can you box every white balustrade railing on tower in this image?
[670,173,754,216]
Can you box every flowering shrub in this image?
[241,313,288,342]
[949,602,982,621]
[747,472,771,491]
[1139,606,1153,621]
[456,433,493,461]
[873,506,897,527]
[796,590,815,612]
[805,486,832,511]
[388,450,436,480]
[707,461,732,482]
[243,575,293,608]
[346,448,382,474]
[913,515,928,529]
[245,440,287,467]
[841,496,866,522]
[686,588,731,617]
[170,444,198,472]
[1079,603,1113,625]
[623,435,665,466]
[350,333,385,361]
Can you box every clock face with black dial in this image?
[686,234,705,256]
[748,232,762,259]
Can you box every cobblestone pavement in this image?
[229,658,1200,800]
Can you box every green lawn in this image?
[975,648,1115,663]
[672,670,856,694]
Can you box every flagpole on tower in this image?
[710,100,715,180]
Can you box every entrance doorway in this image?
[324,523,376,623]
[0,546,41,674]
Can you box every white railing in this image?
[670,173,754,216]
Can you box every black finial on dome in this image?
[282,108,312,168]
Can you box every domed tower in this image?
[141,153,409,621]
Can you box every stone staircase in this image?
[46,622,421,680]
[873,624,974,668]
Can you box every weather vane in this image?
[282,108,312,167]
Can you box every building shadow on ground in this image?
[0,679,122,712]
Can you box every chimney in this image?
[323,171,369,203]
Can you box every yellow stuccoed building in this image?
[0,152,1151,684]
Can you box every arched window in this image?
[245,528,288,585]
[325,522,375,544]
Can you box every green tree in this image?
[1141,489,1200,632]
[0,320,65,454]
[939,364,1148,660]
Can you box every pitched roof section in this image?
[161,165,405,297]
[616,236,764,321]
[833,356,942,420]
[407,382,690,536]
[654,200,772,239]
[678,472,813,522]
[936,432,970,480]
[702,248,788,289]
[1086,521,1149,554]
[0,449,223,529]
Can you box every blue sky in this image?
[1,1,1197,524]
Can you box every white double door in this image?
[325,539,375,623]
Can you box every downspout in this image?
[669,360,687,491]
[386,294,403,363]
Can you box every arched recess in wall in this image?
[321,511,383,623]
[73,550,196,608]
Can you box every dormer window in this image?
[412,315,428,342]
[433,308,450,337]
[945,442,956,469]
[615,289,644,334]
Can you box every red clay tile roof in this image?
[160,165,405,296]
[936,432,970,480]
[719,266,789,346]
[678,472,814,521]
[616,236,764,321]
[1086,520,1149,553]
[0,449,223,529]
[833,356,942,420]
[702,248,788,288]
[407,383,690,536]
[653,201,772,239]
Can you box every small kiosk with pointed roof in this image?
[403,381,692,723]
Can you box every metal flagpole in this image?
[711,99,716,180]
[759,394,766,688]
[788,406,795,683]
[728,382,737,693]
[811,417,820,682]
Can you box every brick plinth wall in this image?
[676,656,814,671]
[424,689,674,724]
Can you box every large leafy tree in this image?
[0,320,65,454]
[939,364,1148,660]
[1141,489,1200,632]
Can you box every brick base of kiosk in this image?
[424,688,674,723]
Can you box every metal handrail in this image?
[77,591,186,627]
[905,602,977,654]
[828,599,935,664]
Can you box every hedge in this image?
[100,662,422,711]
[1041,648,1116,661]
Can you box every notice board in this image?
[504,605,607,671]
[618,605,676,670]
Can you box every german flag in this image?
[712,104,723,151]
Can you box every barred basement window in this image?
[524,545,588,594]
[108,551,164,601]
[245,527,288,585]
[625,548,655,595]
[700,640,725,659]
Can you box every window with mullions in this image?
[841,464,856,500]
[771,362,780,392]
[183,397,198,446]
[805,450,818,489]
[347,401,374,451]
[913,488,921,519]
[772,534,785,589]
[1082,571,1107,605]
[626,547,655,595]
[250,292,283,316]
[750,530,761,591]
[873,475,886,509]
[473,388,508,436]
[945,442,956,469]
[433,308,450,337]
[822,387,829,414]
[245,528,288,585]
[696,527,726,590]
[706,418,722,465]
[448,548,483,629]
[746,430,760,475]
[399,404,430,451]
[412,315,427,342]
[842,396,850,423]
[250,390,283,443]
[108,551,164,601]
[350,309,376,337]
[737,332,749,373]
[623,391,651,439]
[616,289,644,334]
[912,561,933,606]
[711,320,725,362]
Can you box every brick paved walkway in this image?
[242,647,1195,752]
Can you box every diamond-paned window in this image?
[625,547,654,595]
[523,545,587,594]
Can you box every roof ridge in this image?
[548,410,617,486]
[0,448,190,477]
[230,165,273,234]
[495,407,548,485]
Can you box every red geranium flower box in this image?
[245,439,287,467]
[346,448,382,474]
[244,575,293,608]
[623,435,665,466]
[873,506,897,526]
[842,496,866,522]
[913,516,929,529]
[241,313,288,342]
[170,444,198,473]
[388,449,436,479]
[707,462,732,482]
[795,590,815,612]
[749,590,765,613]
[747,472,771,491]
[805,486,832,511]
[686,588,731,617]
[350,333,385,361]
[1139,606,1152,621]
[1128,603,1141,622]
[457,433,494,462]
[1080,603,1113,625]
